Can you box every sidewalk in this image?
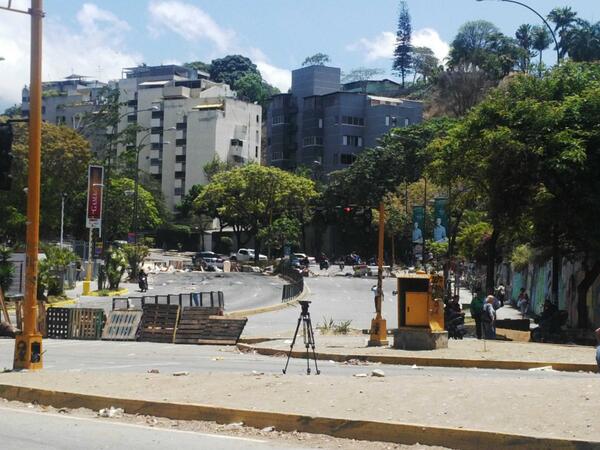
[241,334,598,372]
[0,366,598,449]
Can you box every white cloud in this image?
[347,31,396,62]
[0,4,141,109]
[148,0,235,52]
[347,28,449,64]
[413,28,450,63]
[248,48,291,92]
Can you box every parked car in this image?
[193,251,224,268]
[231,248,267,262]
[293,253,316,264]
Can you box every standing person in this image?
[517,288,530,317]
[138,268,148,293]
[470,290,485,339]
[595,328,600,373]
[482,295,497,339]
[75,261,83,282]
[496,281,506,307]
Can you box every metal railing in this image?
[280,261,304,302]
[112,291,224,311]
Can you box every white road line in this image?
[0,405,267,443]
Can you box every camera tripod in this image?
[282,301,320,375]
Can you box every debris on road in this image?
[98,407,124,418]
[528,366,554,372]
[172,371,189,376]
[224,422,244,430]
[353,373,368,378]
[371,369,385,377]
[261,426,275,432]
[147,369,160,374]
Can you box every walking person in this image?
[470,289,485,339]
[496,281,506,307]
[138,268,148,293]
[482,295,497,339]
[517,288,530,318]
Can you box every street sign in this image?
[86,165,104,229]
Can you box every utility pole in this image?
[11,0,44,370]
[368,202,388,347]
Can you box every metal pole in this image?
[132,148,140,246]
[14,0,44,370]
[368,202,388,347]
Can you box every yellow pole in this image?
[368,202,388,346]
[14,0,44,370]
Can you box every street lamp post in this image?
[476,0,560,65]
[59,192,66,247]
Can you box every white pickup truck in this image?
[231,248,268,262]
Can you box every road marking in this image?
[0,405,268,443]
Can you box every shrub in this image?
[0,246,13,294]
[510,244,533,272]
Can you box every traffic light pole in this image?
[368,202,388,347]
[13,0,44,370]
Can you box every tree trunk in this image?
[485,228,499,294]
[576,260,600,329]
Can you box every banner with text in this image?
[86,165,104,229]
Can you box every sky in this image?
[0,0,598,110]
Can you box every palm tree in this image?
[515,24,533,72]
[547,6,578,59]
[531,25,552,76]
[563,20,600,62]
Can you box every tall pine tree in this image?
[393,1,412,88]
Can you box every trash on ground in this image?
[147,368,160,374]
[98,407,124,418]
[528,366,554,372]
[353,373,368,377]
[172,371,189,376]
[371,369,385,377]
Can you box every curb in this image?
[226,280,310,318]
[236,343,598,373]
[0,384,595,450]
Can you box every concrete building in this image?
[23,65,262,211]
[266,65,422,173]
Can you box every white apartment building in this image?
[24,65,262,211]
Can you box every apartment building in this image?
[22,65,262,211]
[266,65,422,173]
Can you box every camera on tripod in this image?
[282,300,320,375]
[299,300,311,315]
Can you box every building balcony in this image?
[163,86,190,99]
[150,165,162,175]
[174,178,184,188]
[175,146,186,156]
[175,162,185,172]
[150,149,161,160]
[150,134,161,144]
[151,118,162,128]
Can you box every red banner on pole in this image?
[86,165,104,229]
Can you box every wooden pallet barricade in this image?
[46,307,71,339]
[69,308,105,340]
[102,310,143,341]
[175,306,245,345]
[139,304,180,343]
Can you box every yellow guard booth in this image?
[394,272,448,350]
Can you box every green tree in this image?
[341,67,385,83]
[547,6,578,59]
[38,245,77,298]
[103,177,163,240]
[0,122,91,242]
[235,72,279,106]
[393,1,412,88]
[515,24,534,72]
[0,245,13,294]
[448,20,501,71]
[122,243,149,280]
[411,47,439,82]
[302,53,331,67]
[104,246,127,290]
[258,216,301,255]
[3,104,22,118]
[531,25,552,76]
[183,60,212,74]
[563,20,600,62]
[209,55,260,87]
[195,164,317,262]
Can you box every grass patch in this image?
[316,317,353,335]
[47,295,75,304]
[89,288,128,297]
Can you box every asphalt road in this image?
[0,406,308,450]
[70,272,285,314]
[0,339,595,380]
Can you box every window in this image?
[303,136,323,147]
[404,118,409,126]
[175,138,186,146]
[391,116,397,127]
[341,116,364,126]
[150,158,161,166]
[272,151,284,160]
[385,116,390,126]
[340,153,357,165]
[231,138,243,146]
[255,146,258,158]
[272,115,285,125]
[174,187,183,196]
[256,114,260,123]
[334,115,339,125]
[318,118,323,128]
[175,155,186,163]
[342,135,362,147]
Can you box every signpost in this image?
[83,165,104,295]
